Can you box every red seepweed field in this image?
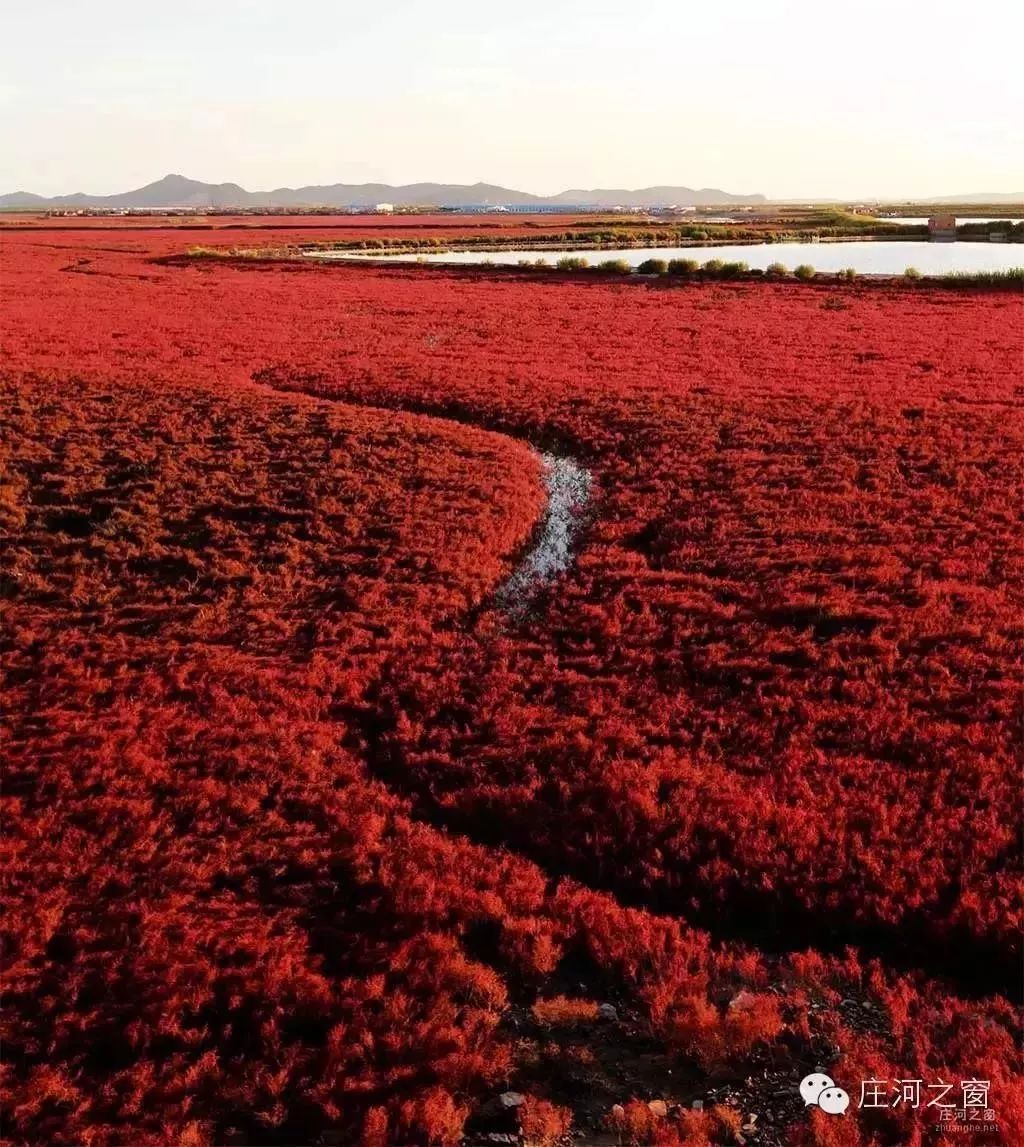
[2,221,1022,1146]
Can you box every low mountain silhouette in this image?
[0,174,251,210]
[918,192,1024,204]
[551,185,765,207]
[0,173,766,209]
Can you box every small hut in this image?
[928,214,957,242]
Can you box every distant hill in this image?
[916,192,1024,205]
[255,181,547,208]
[0,173,766,210]
[552,186,765,207]
[0,175,254,210]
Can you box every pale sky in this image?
[3,0,1022,200]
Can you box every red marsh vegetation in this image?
[2,224,1022,1146]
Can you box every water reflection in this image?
[316,240,1023,276]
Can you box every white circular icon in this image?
[799,1073,850,1116]
[799,1073,835,1106]
[818,1087,851,1116]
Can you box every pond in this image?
[315,240,1024,276]
[876,216,1020,225]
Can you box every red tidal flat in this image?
[1,224,1022,1147]
[0,211,599,230]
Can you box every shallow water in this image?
[494,452,591,616]
[316,240,1023,275]
[876,216,1019,226]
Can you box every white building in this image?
[374,203,395,214]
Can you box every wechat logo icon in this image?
[800,1073,850,1116]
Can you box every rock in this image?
[598,1003,619,1021]
[499,1091,525,1110]
[647,1100,668,1118]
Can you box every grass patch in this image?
[597,258,633,275]
[940,267,1024,288]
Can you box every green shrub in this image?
[904,266,922,280]
[702,258,724,274]
[667,258,700,276]
[637,258,668,275]
[794,263,816,280]
[766,262,788,277]
[556,256,589,271]
[719,260,749,278]
[839,267,857,280]
[533,258,549,268]
[941,267,1024,287]
[598,258,633,275]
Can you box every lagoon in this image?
[877,216,1019,226]
[316,240,1023,276]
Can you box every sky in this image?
[3,0,1022,200]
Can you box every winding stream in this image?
[248,373,593,616]
[494,451,592,616]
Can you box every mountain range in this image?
[921,192,1024,205]
[0,173,767,210]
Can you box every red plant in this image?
[1,221,1020,1145]
[518,1096,572,1145]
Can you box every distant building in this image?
[928,213,957,241]
[506,204,587,215]
[374,203,395,214]
[434,203,600,215]
[503,203,587,214]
